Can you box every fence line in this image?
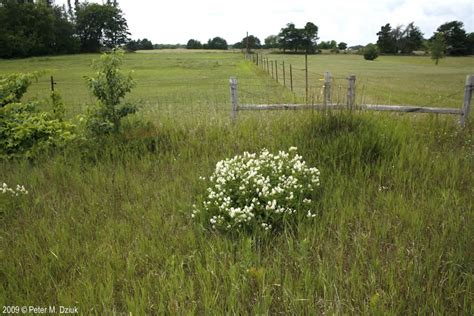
[230,74,473,127]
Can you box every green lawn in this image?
[0,51,473,314]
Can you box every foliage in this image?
[204,37,228,50]
[0,1,78,58]
[186,39,202,49]
[264,35,279,49]
[0,102,76,159]
[338,42,347,50]
[126,38,154,51]
[319,40,337,50]
[363,43,379,60]
[0,72,40,107]
[0,181,28,218]
[233,35,261,50]
[84,49,136,134]
[75,2,130,53]
[430,32,446,65]
[433,21,470,56]
[193,148,320,233]
[278,22,319,53]
[376,22,424,54]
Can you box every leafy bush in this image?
[192,147,321,233]
[0,72,76,159]
[363,44,379,60]
[0,102,76,159]
[84,49,137,134]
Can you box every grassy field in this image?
[1,51,473,314]
[258,52,474,107]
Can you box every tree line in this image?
[0,0,131,58]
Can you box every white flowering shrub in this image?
[192,147,321,233]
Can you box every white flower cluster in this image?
[193,147,321,232]
[1,182,28,196]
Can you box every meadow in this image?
[0,50,473,314]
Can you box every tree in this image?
[186,39,202,49]
[377,22,424,54]
[300,22,319,53]
[139,38,153,50]
[434,21,469,56]
[264,35,278,49]
[0,0,78,58]
[338,42,347,50]
[75,3,130,53]
[233,35,261,51]
[377,23,397,54]
[207,37,228,50]
[430,32,446,65]
[363,44,379,60]
[278,22,318,53]
[402,22,424,54]
[84,49,136,134]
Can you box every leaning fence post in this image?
[460,74,474,128]
[347,74,356,110]
[324,72,332,108]
[230,77,238,121]
[283,61,286,87]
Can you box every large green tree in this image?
[376,22,424,54]
[434,21,469,56]
[75,2,130,53]
[0,0,78,58]
[206,37,228,50]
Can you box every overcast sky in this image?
[56,0,473,45]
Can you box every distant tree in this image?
[376,23,397,54]
[363,44,379,60]
[235,35,261,51]
[0,0,78,58]
[338,42,347,50]
[430,32,446,65]
[207,37,228,50]
[264,35,279,49]
[139,38,153,50]
[467,32,474,55]
[434,21,469,56]
[402,22,424,53]
[186,39,202,49]
[278,22,318,53]
[300,22,319,53]
[75,3,130,52]
[125,39,139,51]
[377,22,424,54]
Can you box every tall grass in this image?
[1,108,472,314]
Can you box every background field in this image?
[1,51,473,314]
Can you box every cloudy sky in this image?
[56,0,473,45]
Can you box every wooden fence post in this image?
[229,77,238,121]
[461,74,474,127]
[271,61,274,79]
[347,74,356,110]
[305,54,308,103]
[275,61,278,83]
[50,76,56,92]
[290,64,293,92]
[267,58,269,74]
[256,53,259,66]
[283,61,286,87]
[324,72,332,108]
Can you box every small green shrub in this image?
[192,147,321,233]
[363,44,379,61]
[84,49,137,135]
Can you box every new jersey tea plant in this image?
[192,147,321,233]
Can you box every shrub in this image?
[192,147,321,233]
[363,44,379,60]
[0,72,76,159]
[84,49,137,134]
